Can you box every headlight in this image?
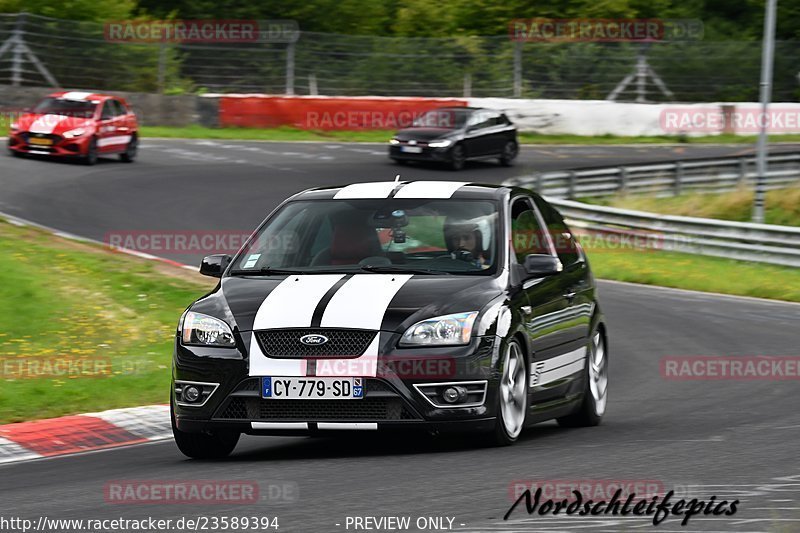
[10,122,18,132]
[181,311,235,347]
[389,138,400,144]
[400,312,478,346]
[63,127,87,139]
[428,139,453,148]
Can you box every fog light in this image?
[183,385,201,403]
[442,386,467,404]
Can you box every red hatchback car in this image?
[8,91,138,165]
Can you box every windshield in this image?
[411,109,469,129]
[229,198,500,276]
[32,97,97,118]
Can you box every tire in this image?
[499,140,518,166]
[489,338,528,446]
[119,134,137,162]
[171,401,240,459]
[390,158,407,165]
[449,144,466,171]
[557,330,608,427]
[83,138,98,166]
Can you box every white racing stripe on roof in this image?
[61,91,94,100]
[333,182,399,199]
[394,181,468,198]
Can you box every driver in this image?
[443,217,491,269]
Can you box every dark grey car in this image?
[389,107,518,170]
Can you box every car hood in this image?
[191,274,504,334]
[393,128,456,142]
[15,113,93,135]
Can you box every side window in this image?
[510,197,551,264]
[111,100,127,116]
[533,197,580,266]
[99,102,114,120]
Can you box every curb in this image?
[0,405,171,465]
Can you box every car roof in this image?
[290,181,515,202]
[47,91,119,102]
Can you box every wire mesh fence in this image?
[1,13,799,101]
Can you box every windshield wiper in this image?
[228,267,301,276]
[359,264,452,275]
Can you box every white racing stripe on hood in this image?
[29,114,67,134]
[319,274,412,377]
[249,274,345,377]
[333,181,399,199]
[393,181,467,198]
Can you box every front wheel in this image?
[499,140,518,166]
[557,330,608,427]
[171,402,240,459]
[120,134,137,162]
[490,338,528,446]
[83,138,98,166]
[449,144,466,171]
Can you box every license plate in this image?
[401,146,422,153]
[262,377,364,400]
[28,138,53,146]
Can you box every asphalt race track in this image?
[1,140,799,532]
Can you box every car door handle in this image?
[563,291,577,301]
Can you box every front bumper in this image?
[8,132,90,156]
[173,332,502,435]
[389,144,451,162]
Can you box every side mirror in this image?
[523,254,562,278]
[200,254,232,278]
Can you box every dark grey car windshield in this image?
[230,199,499,275]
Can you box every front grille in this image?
[23,133,62,145]
[218,397,419,421]
[255,328,377,358]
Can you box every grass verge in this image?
[585,185,800,226]
[140,125,800,145]
[585,244,800,303]
[0,219,214,424]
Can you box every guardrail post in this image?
[568,171,577,199]
[535,173,544,193]
[674,161,683,196]
[619,167,628,195]
[739,158,748,186]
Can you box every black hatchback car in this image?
[389,107,518,170]
[172,180,608,458]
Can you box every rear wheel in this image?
[83,138,98,166]
[171,401,240,459]
[490,338,528,446]
[557,331,608,427]
[499,140,518,166]
[449,144,466,170]
[119,134,137,162]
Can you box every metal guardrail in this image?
[506,152,800,199]
[546,198,800,267]
[504,153,800,267]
